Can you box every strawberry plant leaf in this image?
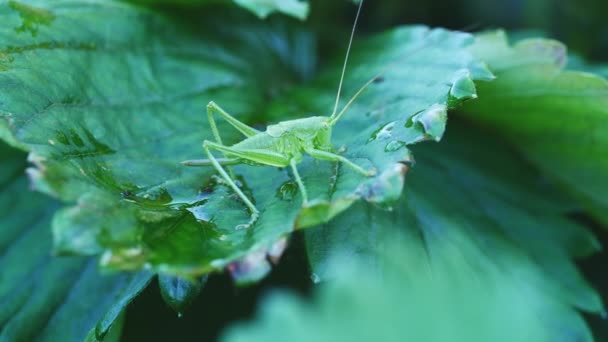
[460,31,608,225]
[127,0,310,20]
[0,142,153,341]
[232,0,309,20]
[225,123,602,341]
[0,0,315,278]
[262,26,492,228]
[224,243,590,342]
[0,0,490,280]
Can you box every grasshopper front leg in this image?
[184,103,260,168]
[206,101,260,179]
[290,158,309,204]
[203,141,310,206]
[203,141,259,229]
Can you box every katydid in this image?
[183,0,380,229]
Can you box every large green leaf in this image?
[223,123,602,341]
[223,247,584,342]
[128,0,310,20]
[460,31,608,225]
[0,0,314,279]
[0,142,153,341]
[0,0,491,280]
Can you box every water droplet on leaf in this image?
[136,187,173,206]
[367,121,396,143]
[385,140,405,152]
[276,180,298,201]
[159,274,208,316]
[410,104,447,142]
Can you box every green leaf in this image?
[125,0,309,20]
[0,142,154,341]
[232,0,309,20]
[460,31,608,225]
[0,0,313,277]
[223,249,581,342]
[223,123,602,341]
[0,0,490,279]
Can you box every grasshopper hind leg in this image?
[203,142,259,229]
[306,148,376,177]
[181,158,241,167]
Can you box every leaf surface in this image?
[0,0,490,279]
[0,142,153,342]
[127,0,310,20]
[460,31,608,225]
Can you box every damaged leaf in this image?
[0,0,490,280]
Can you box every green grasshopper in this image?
[183,0,378,228]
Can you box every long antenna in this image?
[327,20,477,126]
[328,71,381,126]
[327,36,433,126]
[330,0,364,119]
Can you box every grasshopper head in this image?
[312,117,333,149]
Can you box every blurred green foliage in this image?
[310,0,608,61]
